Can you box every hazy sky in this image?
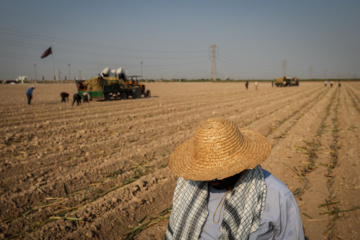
[1,0,359,80]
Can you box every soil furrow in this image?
[1,82,359,240]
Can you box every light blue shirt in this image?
[200,169,305,240]
[199,185,227,239]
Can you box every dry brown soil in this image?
[0,82,359,240]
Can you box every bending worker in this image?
[165,118,304,239]
[25,85,36,105]
[60,92,69,102]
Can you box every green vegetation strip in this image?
[283,163,308,200]
[291,88,337,201]
[322,89,341,239]
[123,204,172,240]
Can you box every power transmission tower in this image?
[209,45,218,82]
[310,66,313,79]
[283,60,286,77]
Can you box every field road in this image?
[0,81,359,239]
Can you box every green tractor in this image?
[76,76,148,100]
[275,76,299,87]
[75,67,151,100]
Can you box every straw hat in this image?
[169,118,271,181]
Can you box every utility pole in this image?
[209,45,218,82]
[283,60,286,77]
[310,66,313,80]
[68,64,71,80]
[34,64,37,83]
[140,61,143,78]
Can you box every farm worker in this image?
[77,82,85,91]
[245,81,249,90]
[72,93,82,106]
[330,81,333,87]
[60,92,69,102]
[82,92,90,103]
[254,81,258,90]
[324,80,327,87]
[165,118,304,240]
[25,85,35,105]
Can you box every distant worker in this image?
[245,81,249,90]
[77,82,86,91]
[330,81,333,87]
[324,80,327,87]
[60,92,69,103]
[338,81,341,87]
[72,93,82,106]
[25,85,36,105]
[255,81,258,90]
[82,92,90,103]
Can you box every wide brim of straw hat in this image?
[169,118,271,181]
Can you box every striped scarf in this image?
[165,165,266,240]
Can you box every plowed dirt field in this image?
[1,82,359,240]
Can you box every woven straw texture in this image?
[169,118,271,181]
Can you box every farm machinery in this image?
[75,67,151,100]
[275,76,299,87]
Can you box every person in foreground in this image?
[165,118,304,240]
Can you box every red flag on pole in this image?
[41,47,52,59]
